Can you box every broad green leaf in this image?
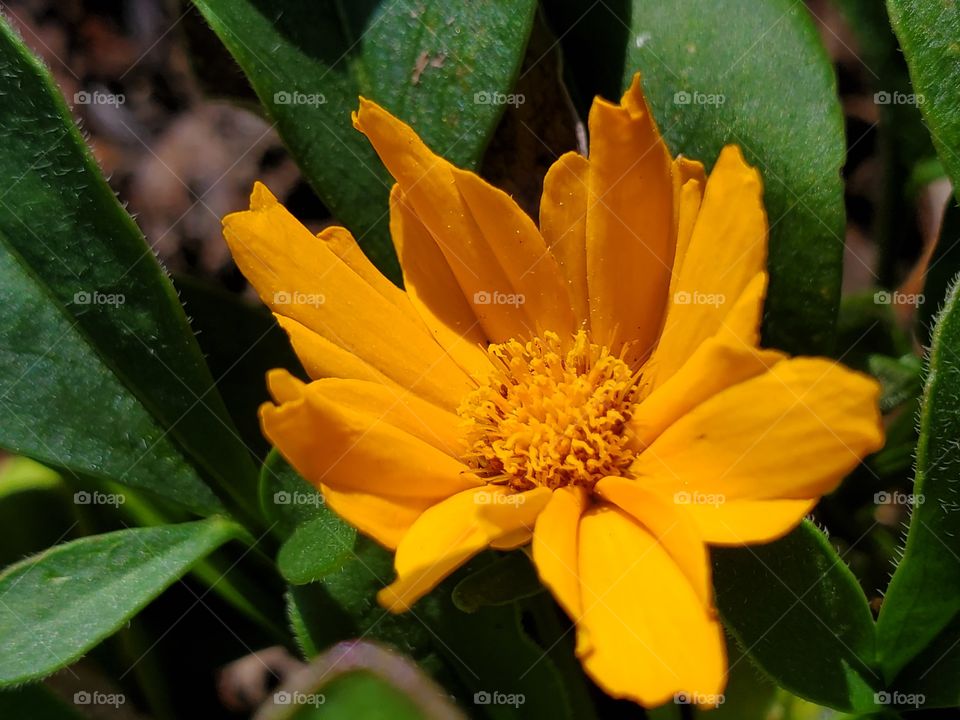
[278,514,357,585]
[260,642,463,720]
[0,20,257,514]
[831,0,935,286]
[876,277,960,681]
[260,450,328,537]
[0,685,86,720]
[887,0,960,201]
[867,354,923,413]
[0,517,242,685]
[885,611,960,708]
[451,552,544,612]
[178,277,305,460]
[620,0,845,355]
[0,230,220,513]
[0,457,76,568]
[275,672,430,720]
[190,0,537,278]
[919,202,960,345]
[713,521,880,711]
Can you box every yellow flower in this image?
[222,74,883,707]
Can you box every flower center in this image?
[457,330,644,492]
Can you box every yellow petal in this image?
[577,505,726,706]
[353,100,574,341]
[291,375,465,455]
[389,185,492,380]
[320,484,432,550]
[669,156,706,297]
[222,182,471,408]
[594,476,711,608]
[260,371,480,501]
[631,333,784,449]
[532,485,588,620]
[653,146,767,381]
[316,225,418,320]
[633,358,884,501]
[275,314,396,387]
[540,152,590,329]
[680,497,817,546]
[586,74,673,363]
[378,486,552,612]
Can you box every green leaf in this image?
[178,277,306,460]
[451,551,544,612]
[885,611,960,708]
[713,521,880,711]
[887,0,960,202]
[619,0,845,355]
[0,229,220,513]
[0,19,257,515]
[919,202,960,345]
[0,685,86,720]
[260,449,328,537]
[190,0,537,278]
[260,642,462,720]
[0,517,242,685]
[278,514,357,585]
[876,276,960,681]
[280,672,430,720]
[867,354,923,413]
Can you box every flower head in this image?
[222,74,883,707]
